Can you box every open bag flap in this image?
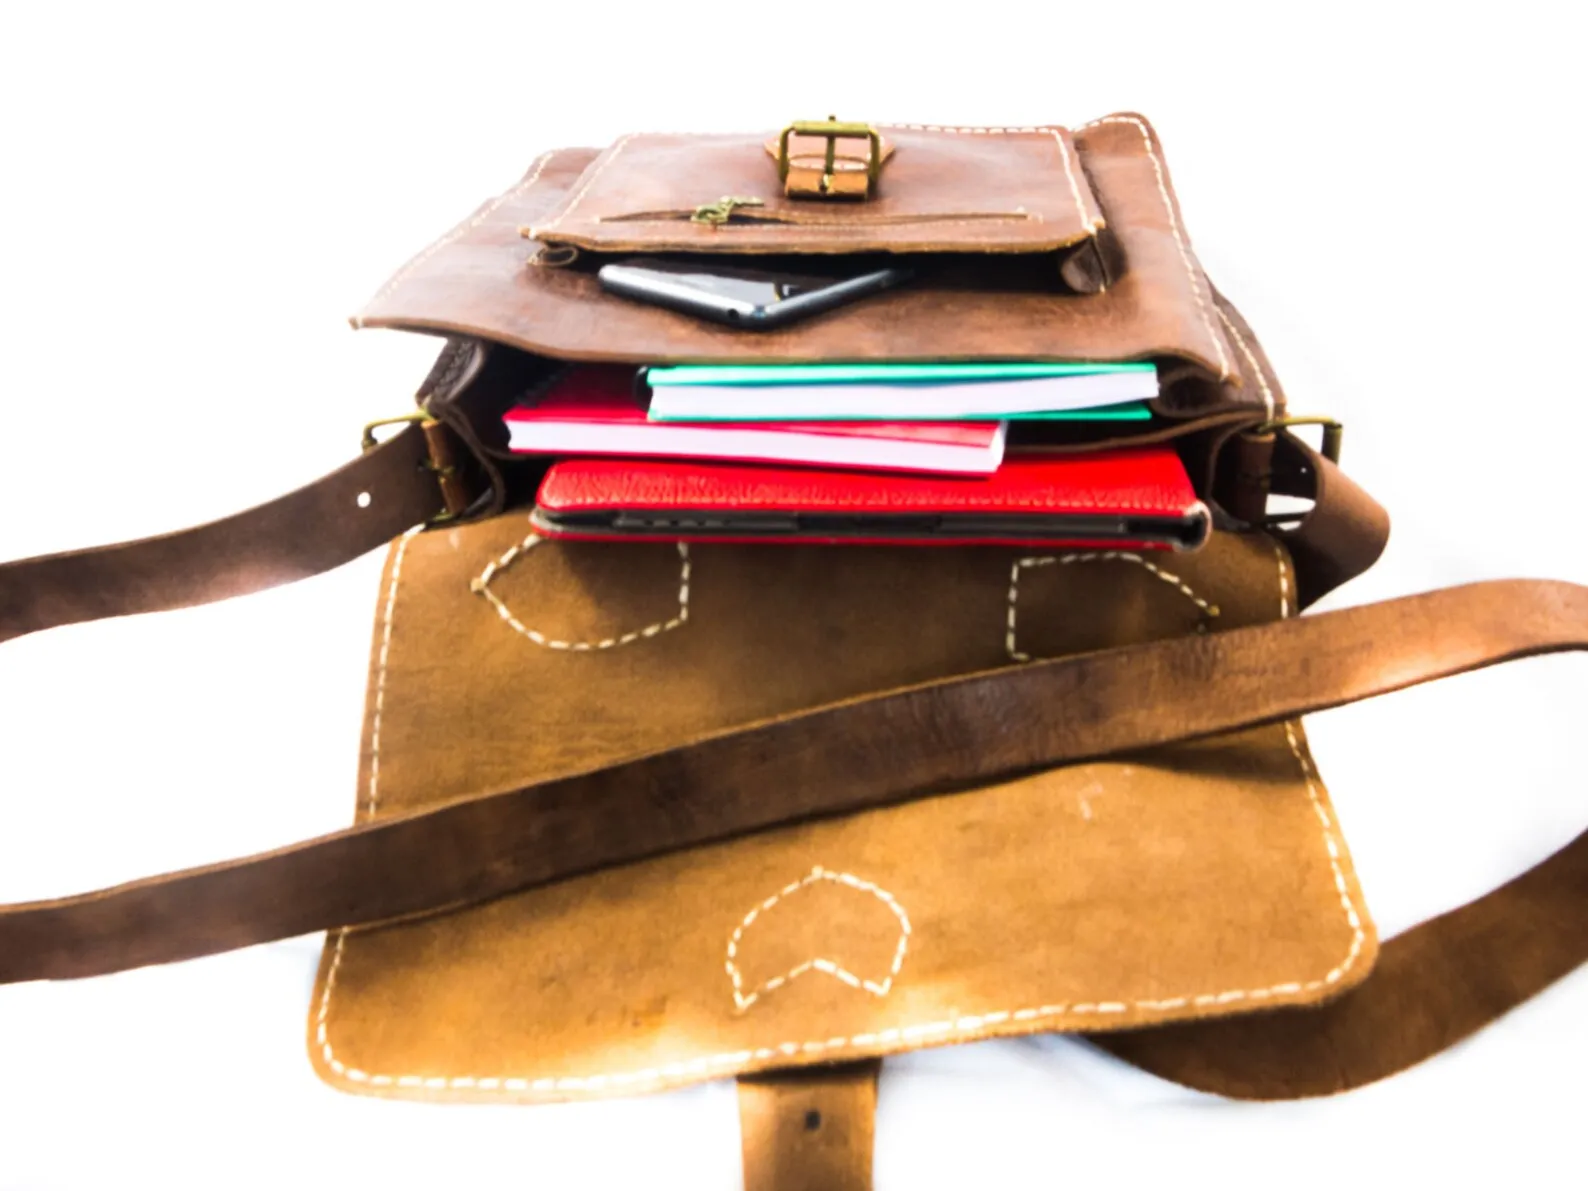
[351,114,1247,398]
[309,521,1376,1102]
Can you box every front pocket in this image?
[522,126,1106,257]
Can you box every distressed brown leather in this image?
[739,1060,880,1191]
[524,126,1098,256]
[0,422,456,645]
[354,115,1250,390]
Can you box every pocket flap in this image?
[524,126,1105,256]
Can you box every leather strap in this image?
[0,423,453,644]
[738,1060,881,1191]
[1272,432,1391,609]
[1095,819,1588,1098]
[1,577,1584,990]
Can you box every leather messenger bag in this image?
[2,115,1584,1188]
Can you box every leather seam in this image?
[1074,116,1233,380]
[315,536,1369,1097]
[314,524,422,1075]
[1005,551,1220,663]
[470,531,690,650]
[528,134,637,240]
[1216,307,1277,422]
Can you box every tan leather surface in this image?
[739,1060,880,1191]
[352,114,1246,387]
[521,127,1098,255]
[308,518,1376,1102]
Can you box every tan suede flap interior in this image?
[310,520,1376,1102]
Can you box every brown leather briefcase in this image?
[2,114,1583,1189]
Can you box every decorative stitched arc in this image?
[726,867,913,1012]
[470,531,691,650]
[1005,551,1220,663]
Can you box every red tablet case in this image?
[532,450,1208,550]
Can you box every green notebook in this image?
[647,361,1157,387]
[644,361,1158,423]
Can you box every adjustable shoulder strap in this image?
[0,395,1563,1100]
[0,571,1584,1103]
[0,423,453,644]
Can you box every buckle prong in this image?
[777,116,882,197]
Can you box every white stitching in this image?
[470,533,689,651]
[725,866,912,1012]
[1080,116,1232,380]
[1275,541,1366,987]
[317,525,422,1085]
[362,525,423,817]
[354,153,555,326]
[1216,306,1276,422]
[1005,551,1219,663]
[527,133,635,240]
[881,123,1056,134]
[1046,128,1099,233]
[877,124,1098,234]
[319,536,1366,1096]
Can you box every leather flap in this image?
[351,114,1249,389]
[521,126,1101,256]
[309,518,1376,1103]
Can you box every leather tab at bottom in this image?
[738,1060,880,1191]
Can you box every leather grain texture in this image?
[534,450,1198,518]
[524,127,1102,255]
[307,518,1376,1102]
[352,115,1251,390]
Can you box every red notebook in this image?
[531,451,1209,551]
[504,365,1006,475]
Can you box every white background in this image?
[1,3,1585,1187]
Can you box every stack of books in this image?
[505,361,1158,475]
[503,360,1206,550]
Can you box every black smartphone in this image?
[597,258,911,329]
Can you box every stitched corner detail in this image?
[1076,116,1232,380]
[470,533,690,651]
[725,866,912,1013]
[1216,306,1277,422]
[316,532,1366,1097]
[878,123,1098,235]
[354,152,555,325]
[1005,551,1220,663]
[526,132,636,240]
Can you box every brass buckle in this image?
[1258,415,1344,465]
[361,411,432,453]
[777,116,882,196]
[359,411,462,526]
